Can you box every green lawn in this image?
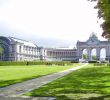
[0,64,79,87]
[26,64,110,100]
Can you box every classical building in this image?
[0,33,110,61]
[44,48,77,61]
[0,36,40,61]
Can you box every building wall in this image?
[0,36,40,61]
[15,43,40,61]
[44,48,77,61]
[1,33,110,61]
[76,33,110,61]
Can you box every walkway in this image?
[0,63,88,100]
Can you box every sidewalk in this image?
[0,63,88,100]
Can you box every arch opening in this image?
[82,49,88,60]
[100,48,106,61]
[91,48,97,60]
[0,36,12,61]
[0,45,4,61]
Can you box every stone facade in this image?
[44,48,77,61]
[0,36,40,61]
[77,33,110,61]
[0,33,110,61]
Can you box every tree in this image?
[0,46,3,55]
[82,54,88,59]
[92,55,97,60]
[0,45,3,60]
[89,0,110,39]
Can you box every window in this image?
[19,46,21,53]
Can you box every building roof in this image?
[77,41,86,45]
[9,37,37,47]
[100,41,110,45]
[45,47,77,51]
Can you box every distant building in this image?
[44,48,77,61]
[0,36,40,61]
[77,33,110,61]
[0,33,110,61]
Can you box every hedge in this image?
[0,61,27,66]
[107,63,110,66]
[88,61,97,63]
[0,61,72,66]
[94,63,106,66]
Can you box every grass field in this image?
[26,64,110,100]
[0,64,80,87]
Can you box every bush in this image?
[0,61,73,66]
[0,61,27,66]
[107,63,110,66]
[94,63,105,66]
[71,61,79,63]
[88,60,97,63]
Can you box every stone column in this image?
[79,48,83,59]
[76,45,80,59]
[96,47,100,60]
[106,46,110,60]
[87,48,91,60]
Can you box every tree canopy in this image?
[0,45,3,55]
[82,54,88,59]
[89,0,110,39]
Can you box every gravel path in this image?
[0,63,88,100]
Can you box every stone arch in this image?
[0,36,11,61]
[76,33,110,61]
[90,48,97,60]
[82,48,88,60]
[100,48,106,61]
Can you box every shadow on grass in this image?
[0,80,17,88]
[88,95,110,100]
[0,75,44,88]
[27,66,110,99]
[60,94,110,100]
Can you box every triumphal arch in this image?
[76,33,110,61]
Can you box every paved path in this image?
[0,63,88,100]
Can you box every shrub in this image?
[0,61,27,66]
[107,63,110,66]
[94,63,105,66]
[0,61,73,66]
[88,60,97,63]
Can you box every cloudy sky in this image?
[0,0,106,47]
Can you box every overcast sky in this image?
[0,0,106,47]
